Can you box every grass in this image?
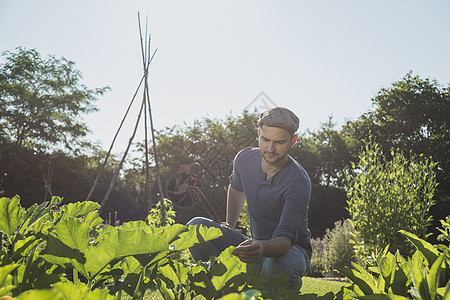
[301,277,348,296]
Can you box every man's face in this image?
[258,125,295,165]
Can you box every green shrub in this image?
[344,135,438,258]
[308,237,326,277]
[323,219,356,276]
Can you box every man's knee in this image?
[262,257,296,277]
[187,217,215,227]
[261,247,309,290]
[262,258,304,290]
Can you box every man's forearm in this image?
[259,236,293,258]
[226,185,245,229]
[232,236,293,263]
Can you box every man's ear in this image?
[291,135,298,147]
[258,128,261,136]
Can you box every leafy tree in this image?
[0,47,110,153]
[344,136,438,257]
[342,72,449,201]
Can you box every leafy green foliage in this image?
[337,227,450,300]
[14,281,114,300]
[0,196,66,296]
[146,198,176,227]
[156,247,251,299]
[436,215,450,243]
[0,264,18,296]
[344,136,438,257]
[342,72,450,240]
[0,195,235,299]
[0,196,24,239]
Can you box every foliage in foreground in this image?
[0,195,336,300]
[337,221,450,300]
[0,195,231,299]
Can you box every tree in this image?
[344,136,438,257]
[0,47,110,154]
[342,72,450,201]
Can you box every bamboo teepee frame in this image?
[86,13,164,215]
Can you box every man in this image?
[187,107,311,290]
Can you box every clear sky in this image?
[1,0,449,153]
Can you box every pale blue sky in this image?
[1,1,449,153]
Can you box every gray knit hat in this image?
[258,107,299,133]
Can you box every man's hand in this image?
[232,239,265,263]
[232,236,293,263]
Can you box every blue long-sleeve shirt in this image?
[230,147,312,251]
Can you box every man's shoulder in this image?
[236,147,259,159]
[234,147,260,170]
[286,156,311,184]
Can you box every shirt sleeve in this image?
[229,150,244,192]
[272,177,310,241]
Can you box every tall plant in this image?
[344,135,438,257]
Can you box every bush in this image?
[308,220,356,277]
[308,237,326,277]
[323,219,356,276]
[344,135,438,258]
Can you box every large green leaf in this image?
[41,218,171,279]
[122,222,222,266]
[427,252,444,300]
[337,262,379,295]
[58,201,100,220]
[409,251,430,300]
[25,197,62,229]
[0,196,24,239]
[211,247,247,292]
[400,230,440,266]
[379,252,396,282]
[174,224,223,250]
[21,197,62,236]
[389,251,410,297]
